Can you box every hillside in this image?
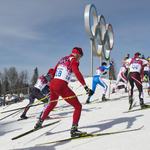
[0,77,150,150]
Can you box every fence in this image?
[0,87,32,106]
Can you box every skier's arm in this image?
[71,59,94,96]
[147,61,150,66]
[121,54,130,64]
[51,63,59,78]
[101,65,111,70]
[71,59,86,86]
[121,59,127,64]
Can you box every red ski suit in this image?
[40,54,86,125]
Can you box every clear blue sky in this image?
[0,0,150,81]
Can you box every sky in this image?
[0,0,150,81]
[0,78,150,149]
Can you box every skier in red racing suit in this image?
[34,47,94,137]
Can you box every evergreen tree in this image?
[31,67,39,86]
[141,54,145,59]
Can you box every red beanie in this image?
[134,52,141,58]
[72,47,83,56]
[48,68,54,74]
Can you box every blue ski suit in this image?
[88,64,112,99]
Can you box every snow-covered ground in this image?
[0,77,150,150]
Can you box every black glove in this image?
[110,61,113,65]
[125,54,129,59]
[84,86,94,96]
[43,76,48,82]
[103,72,107,75]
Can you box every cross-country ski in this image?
[37,125,144,145]
[12,120,60,140]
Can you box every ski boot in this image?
[34,119,43,129]
[70,125,87,138]
[20,113,28,119]
[140,100,148,109]
[86,98,90,104]
[112,88,115,93]
[128,97,133,110]
[102,94,108,101]
[148,87,150,95]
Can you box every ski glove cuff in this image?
[84,86,94,96]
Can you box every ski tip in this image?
[12,137,16,140]
[139,125,144,129]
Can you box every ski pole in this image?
[0,94,50,115]
[0,93,87,115]
[12,109,24,118]
[0,109,22,121]
[108,78,111,100]
[127,63,130,95]
[0,93,87,121]
[0,95,50,121]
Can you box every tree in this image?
[7,67,18,92]
[17,70,29,95]
[1,68,9,92]
[18,70,29,88]
[31,67,39,86]
[141,54,145,59]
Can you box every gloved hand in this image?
[43,76,48,82]
[125,54,130,59]
[84,86,94,96]
[103,72,107,75]
[143,75,147,82]
[110,61,113,65]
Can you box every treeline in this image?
[0,67,39,95]
[0,62,117,96]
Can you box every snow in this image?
[0,77,150,150]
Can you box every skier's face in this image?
[74,53,82,60]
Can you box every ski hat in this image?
[102,62,107,66]
[72,47,83,57]
[48,68,54,74]
[134,52,141,58]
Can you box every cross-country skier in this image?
[112,63,128,93]
[20,68,53,119]
[86,61,113,104]
[121,52,150,108]
[143,57,150,94]
[34,47,94,138]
